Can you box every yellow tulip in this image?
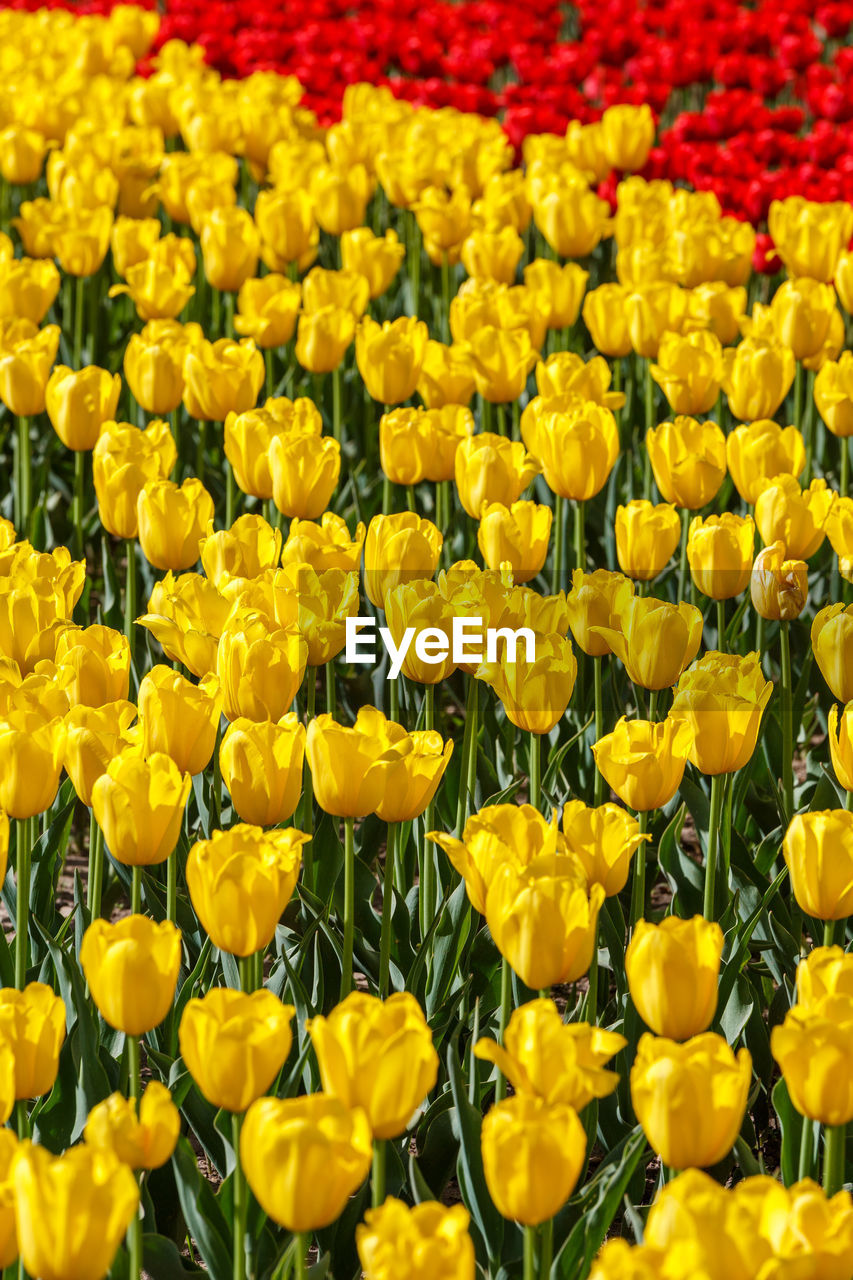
[467,325,538,403]
[93,416,176,540]
[592,715,693,812]
[454,432,539,519]
[476,632,577,735]
[200,206,259,293]
[0,983,65,1100]
[138,665,221,776]
[772,999,853,1126]
[199,514,282,590]
[0,258,60,325]
[54,624,130,707]
[597,588,703,690]
[769,196,853,282]
[216,607,307,723]
[813,603,853,703]
[341,227,404,299]
[726,418,805,504]
[750,542,809,621]
[670,651,772,776]
[687,513,754,600]
[582,283,633,357]
[481,1093,587,1225]
[478,500,551,582]
[534,401,620,502]
[615,500,681,583]
[295,306,356,373]
[136,570,230,678]
[137,477,214,571]
[234,275,301,349]
[84,1081,179,1170]
[0,714,65,819]
[770,277,838,361]
[0,321,61,417]
[63,701,138,808]
[357,1199,475,1280]
[269,432,341,520]
[363,512,443,609]
[80,915,181,1035]
[650,330,723,415]
[356,316,429,405]
[219,714,305,827]
[754,474,835,560]
[815,351,853,438]
[123,320,190,415]
[565,568,632,657]
[523,259,589,331]
[305,708,397,819]
[224,398,321,500]
[92,749,190,868]
[179,987,295,1113]
[829,703,853,793]
[721,337,796,422]
[782,810,853,921]
[626,917,724,1040]
[417,339,476,409]
[282,512,365,573]
[646,416,727,510]
[601,103,655,171]
[182,337,264,421]
[561,799,649,897]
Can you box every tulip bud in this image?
[417,339,476,409]
[0,983,65,1100]
[626,917,724,1041]
[80,915,181,1034]
[45,366,122,453]
[783,810,853,921]
[0,322,61,416]
[295,306,355,374]
[601,103,655,171]
[179,987,295,1114]
[84,1081,180,1170]
[599,590,704,691]
[183,337,264,421]
[363,512,442,610]
[477,500,551,583]
[123,320,189,416]
[561,799,649,897]
[53,624,130,707]
[754,475,836,560]
[687,513,755,600]
[269,432,341,520]
[467,324,538,403]
[241,1094,372,1232]
[477,632,578,736]
[341,227,404,299]
[0,714,65,819]
[721,337,796,421]
[593,715,693,812]
[305,708,399,819]
[646,416,727,510]
[615,500,681,583]
[770,277,838,361]
[220,714,305,827]
[650,330,723,416]
[631,1032,751,1169]
[813,603,853,703]
[481,1094,587,1225]
[772,998,853,1128]
[200,206,259,293]
[234,275,301,348]
[582,283,632,358]
[454,433,538,520]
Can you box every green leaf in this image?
[553,1126,648,1279]
[143,1234,206,1280]
[172,1136,233,1280]
[447,1035,504,1267]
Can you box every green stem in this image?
[677,506,689,600]
[238,954,254,993]
[332,366,342,445]
[166,850,177,926]
[586,917,599,1024]
[780,620,794,823]
[703,772,725,920]
[379,824,396,999]
[131,865,142,914]
[73,274,85,368]
[171,408,182,480]
[823,1123,846,1198]
[540,1219,554,1280]
[716,598,726,653]
[87,811,104,919]
[842,437,850,502]
[523,1225,537,1280]
[454,676,476,836]
[303,669,316,880]
[799,1115,814,1182]
[795,364,808,483]
[551,494,565,594]
[824,918,842,947]
[232,1113,247,1280]
[495,956,512,1104]
[124,539,137,664]
[593,657,605,806]
[265,348,275,401]
[226,464,235,528]
[73,449,85,560]
[529,732,541,811]
[17,417,31,536]
[643,361,654,499]
[371,1139,387,1209]
[294,1235,307,1280]
[441,255,451,343]
[648,689,659,722]
[15,817,34,990]
[419,685,436,939]
[340,817,355,999]
[574,499,585,572]
[629,810,649,929]
[326,661,337,718]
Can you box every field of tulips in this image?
[4,1,853,1279]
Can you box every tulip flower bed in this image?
[4,2,853,1280]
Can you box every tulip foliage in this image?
[1,5,853,1280]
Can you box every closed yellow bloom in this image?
[815,350,853,438]
[626,917,724,1040]
[92,749,190,868]
[234,275,301,349]
[123,321,189,416]
[593,715,693,812]
[306,707,398,819]
[136,570,230,678]
[137,477,214,571]
[199,514,282,590]
[561,799,649,897]
[523,259,588,331]
[0,126,48,185]
[80,915,181,1035]
[671,651,772,776]
[650,330,723,416]
[295,306,356,373]
[279,562,360,667]
[770,277,838,361]
[454,433,538,519]
[13,1143,140,1280]
[474,998,625,1109]
[615,501,680,583]
[109,258,194,320]
[783,810,853,920]
[0,983,65,1100]
[0,1128,16,1268]
[138,666,221,776]
[356,316,429,405]
[414,185,472,253]
[216,608,307,723]
[241,1094,372,1233]
[467,325,538,403]
[200,206,259,293]
[53,625,130,707]
[302,267,369,319]
[187,824,308,956]
[600,589,703,690]
[754,474,835,559]
[481,1093,586,1226]
[478,500,551,582]
[485,850,604,988]
[534,181,610,260]
[357,1199,475,1280]
[341,227,404,299]
[0,258,60,326]
[0,714,65,819]
[726,419,805,504]
[721,337,796,422]
[630,1032,751,1170]
[308,991,438,1139]
[380,405,474,486]
[183,337,264,421]
[565,568,631,657]
[428,804,563,916]
[282,512,365,573]
[534,402,620,503]
[383,580,457,684]
[461,226,524,285]
[180,987,295,1113]
[45,366,122,453]
[647,416,727,510]
[269,432,341,520]
[220,714,305,827]
[772,998,853,1126]
[255,188,316,270]
[416,340,476,409]
[63,701,137,807]
[829,703,853,793]
[84,1081,179,1171]
[534,353,624,410]
[373,729,453,825]
[687,513,754,600]
[0,322,61,417]
[110,217,161,279]
[813,603,853,703]
[477,632,577,735]
[601,103,655,171]
[768,197,853,282]
[363,512,443,609]
[582,283,632,357]
[797,945,853,1008]
[625,282,686,358]
[224,398,322,500]
[310,162,372,235]
[55,206,114,278]
[684,281,748,346]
